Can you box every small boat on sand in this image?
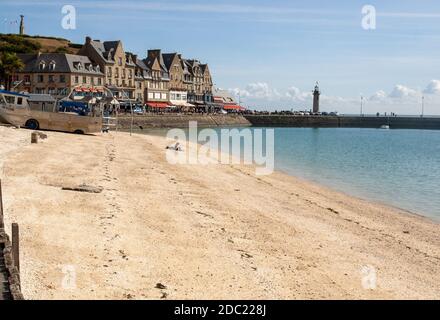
[0,89,103,134]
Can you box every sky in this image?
[2,0,440,114]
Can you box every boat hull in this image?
[0,105,102,134]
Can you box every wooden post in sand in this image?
[12,223,20,271]
[0,179,4,229]
[31,132,38,144]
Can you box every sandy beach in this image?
[0,125,439,300]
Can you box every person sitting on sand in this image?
[166,142,183,152]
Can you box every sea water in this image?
[135,127,440,220]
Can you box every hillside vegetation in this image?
[0,34,82,88]
[0,34,81,55]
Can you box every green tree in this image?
[0,52,24,90]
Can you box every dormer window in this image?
[39,61,46,70]
[74,62,83,70]
[49,61,56,70]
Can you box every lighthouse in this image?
[313,82,320,113]
[19,15,25,35]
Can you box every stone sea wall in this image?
[117,114,251,129]
[244,115,440,130]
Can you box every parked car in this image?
[133,106,144,114]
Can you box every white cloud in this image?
[369,90,387,101]
[388,84,419,98]
[226,80,440,114]
[245,82,280,99]
[285,86,312,101]
[423,80,440,95]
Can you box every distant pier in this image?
[244,115,440,130]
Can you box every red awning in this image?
[147,102,170,109]
[223,104,242,110]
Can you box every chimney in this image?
[147,49,161,60]
[85,36,92,45]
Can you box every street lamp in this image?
[421,95,425,118]
[360,95,364,117]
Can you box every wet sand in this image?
[0,126,439,299]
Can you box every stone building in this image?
[143,49,170,109]
[127,53,148,104]
[162,53,193,109]
[78,37,136,101]
[12,52,104,98]
[183,59,214,109]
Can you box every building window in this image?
[83,76,87,84]
[24,75,30,83]
[74,76,79,84]
[60,75,66,83]
[48,88,56,95]
[39,61,46,71]
[98,78,102,85]
[48,75,55,83]
[49,61,56,70]
[161,93,167,100]
[118,57,122,66]
[148,92,154,99]
[37,75,44,82]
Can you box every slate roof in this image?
[16,53,104,75]
[89,40,121,63]
[162,53,178,72]
[143,51,170,81]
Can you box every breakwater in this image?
[117,114,251,129]
[244,115,440,130]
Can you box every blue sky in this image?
[2,0,440,114]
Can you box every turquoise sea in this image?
[137,127,440,220]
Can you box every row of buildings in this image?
[11,36,242,112]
